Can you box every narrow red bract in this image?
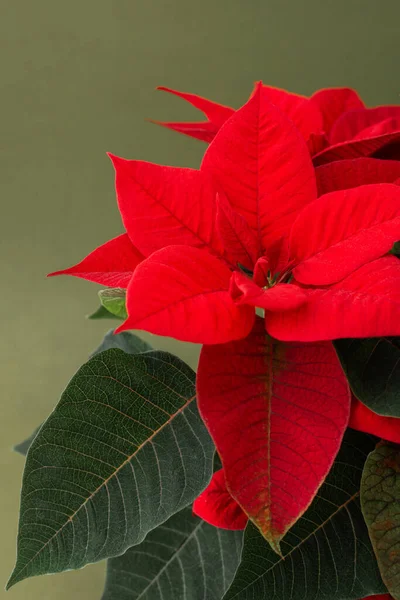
[197,319,350,552]
[48,233,143,287]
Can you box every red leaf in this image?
[118,245,254,344]
[313,130,400,166]
[230,272,307,311]
[152,86,234,142]
[48,233,143,287]
[109,155,224,258]
[310,87,365,135]
[266,256,400,342]
[315,158,400,195]
[330,106,400,145]
[193,469,248,530]
[197,319,350,551]
[290,184,400,286]
[262,84,323,141]
[349,396,400,444]
[201,83,317,250]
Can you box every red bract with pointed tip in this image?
[53,83,400,551]
[154,83,400,165]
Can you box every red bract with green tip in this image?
[52,83,400,550]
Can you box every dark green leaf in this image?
[223,430,386,600]
[14,331,152,456]
[91,329,152,357]
[335,338,400,417]
[8,350,214,589]
[102,506,242,600]
[99,288,128,320]
[390,242,400,256]
[14,426,41,456]
[361,442,400,599]
[87,305,122,320]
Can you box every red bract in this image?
[154,83,400,165]
[53,83,400,551]
[197,318,350,551]
[349,396,400,444]
[193,469,248,530]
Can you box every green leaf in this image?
[8,350,214,589]
[102,506,243,600]
[361,442,400,599]
[14,331,152,456]
[223,430,386,600]
[91,329,152,357]
[390,241,400,256]
[99,288,128,319]
[14,426,41,456]
[88,305,122,320]
[335,337,400,416]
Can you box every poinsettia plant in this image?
[8,81,400,600]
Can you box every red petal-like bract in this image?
[310,87,365,135]
[262,85,323,141]
[349,397,400,444]
[267,256,400,342]
[48,233,143,287]
[197,319,350,552]
[329,106,400,145]
[216,193,259,270]
[290,184,400,286]
[202,84,317,251]
[315,158,400,195]
[313,130,400,166]
[230,272,307,311]
[109,155,224,258]
[118,245,254,344]
[153,86,234,142]
[193,469,248,530]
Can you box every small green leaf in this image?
[335,337,400,417]
[88,305,122,320]
[361,442,400,600]
[91,329,152,357]
[99,288,128,320]
[8,350,214,589]
[14,426,41,456]
[223,430,386,600]
[102,506,243,600]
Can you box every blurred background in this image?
[1,1,399,598]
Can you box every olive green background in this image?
[1,1,399,598]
